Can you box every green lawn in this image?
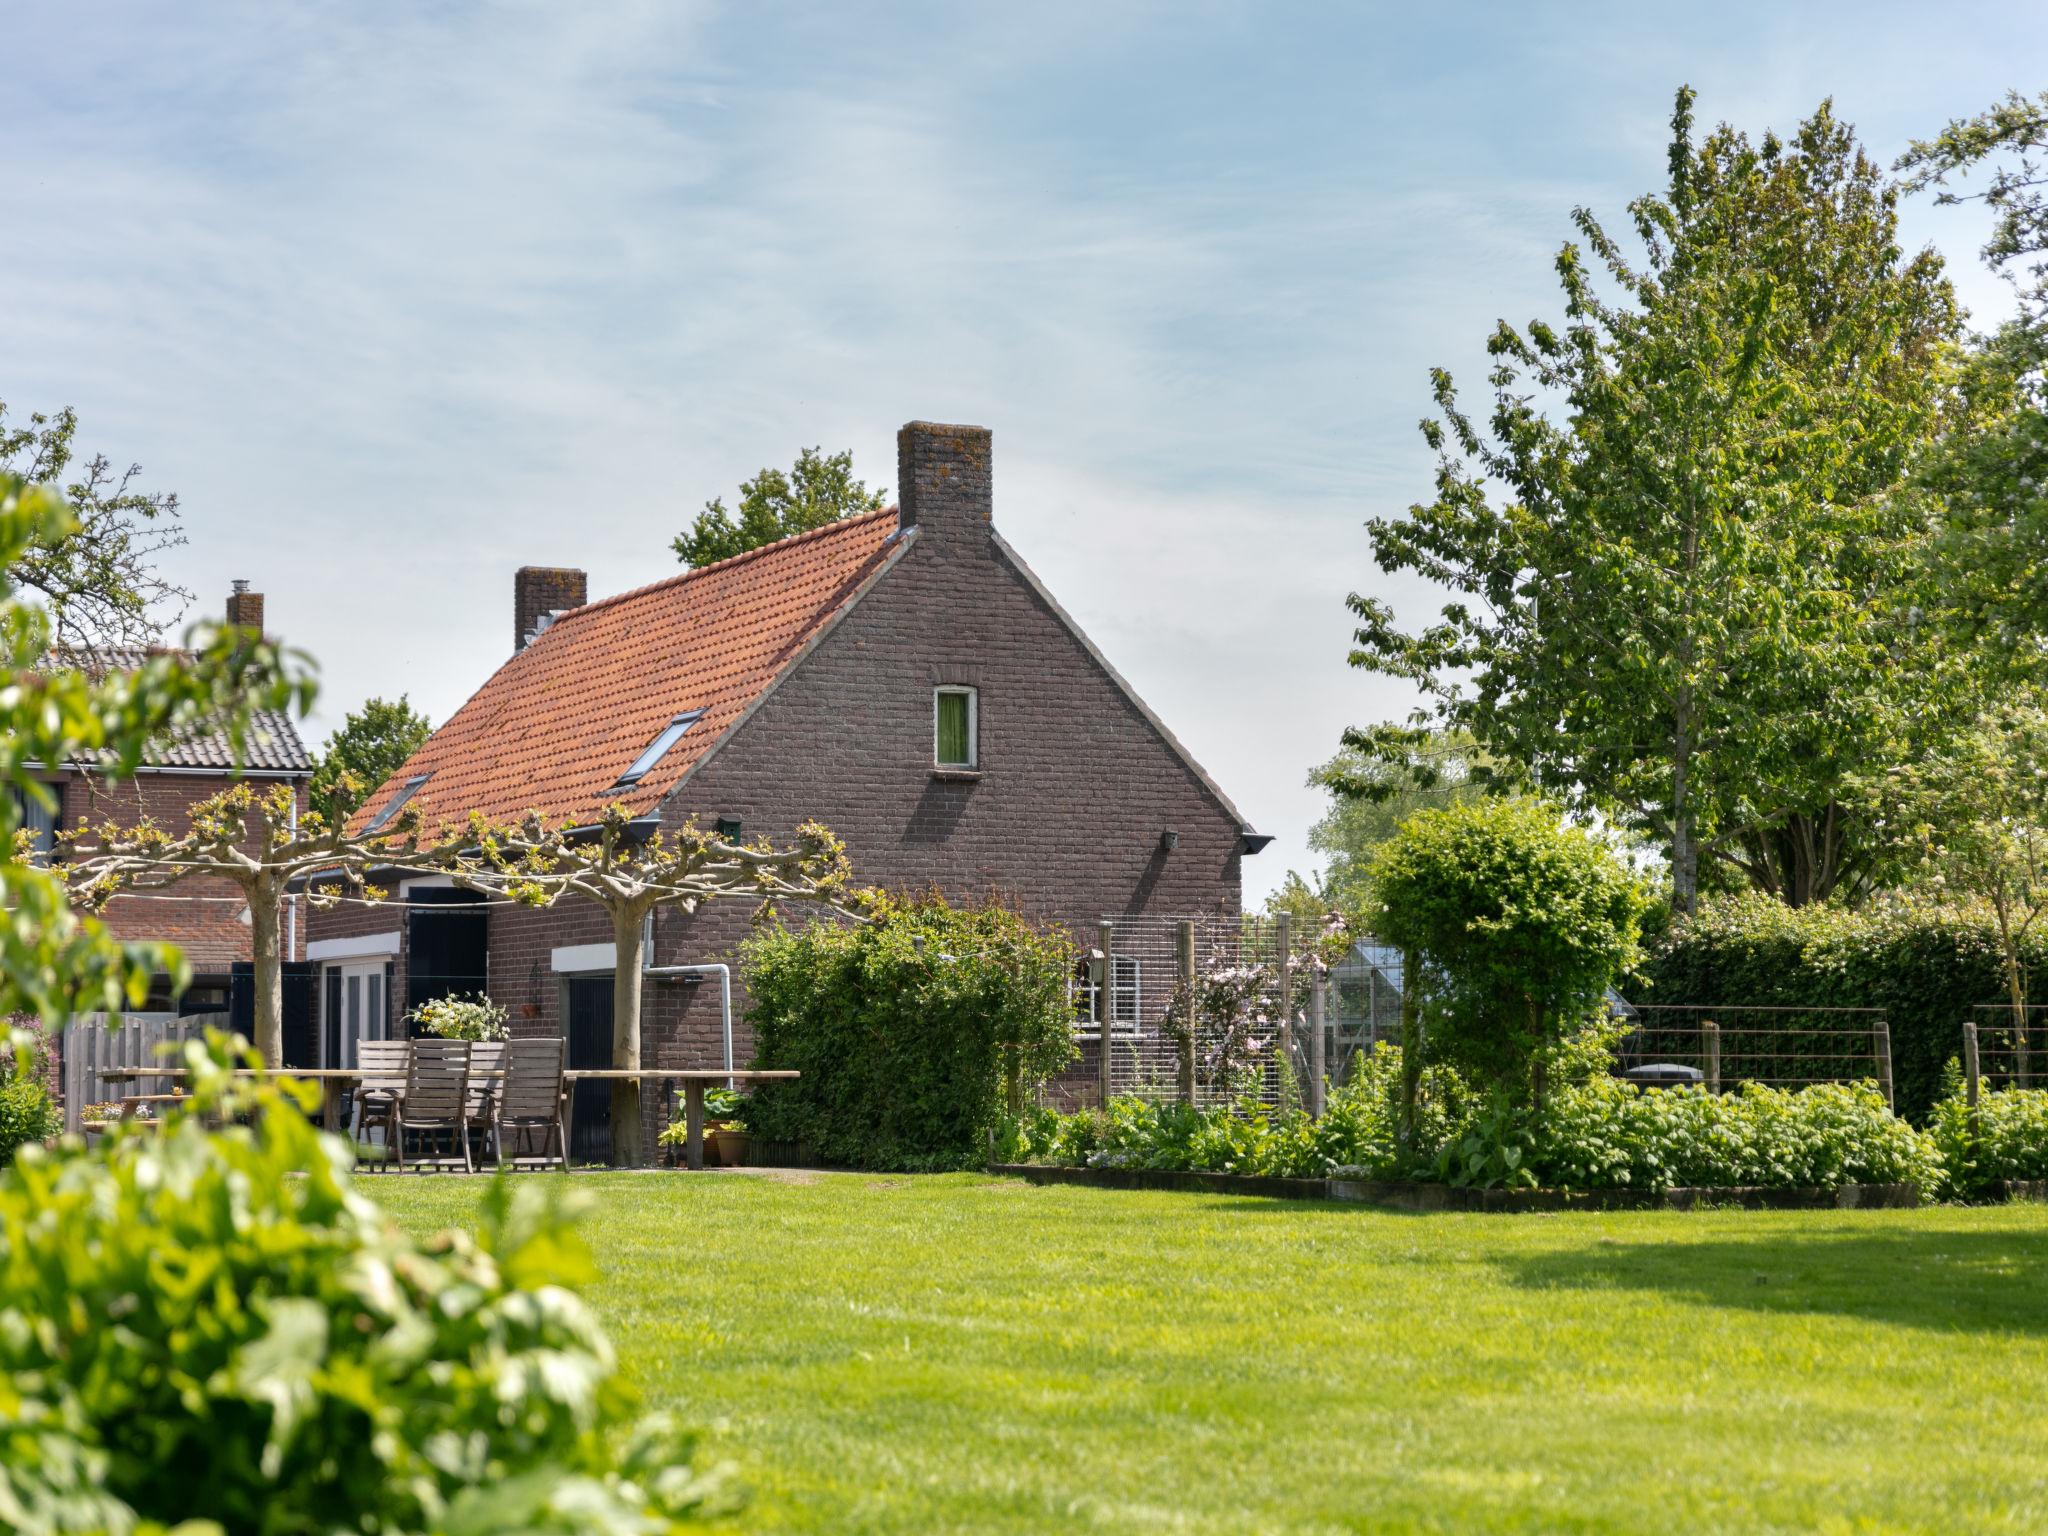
[375,1172,2048,1534]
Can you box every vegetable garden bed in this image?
[990,1163,1925,1210]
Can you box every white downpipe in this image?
[641,960,734,1082]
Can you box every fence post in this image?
[1703,1019,1720,1095]
[1875,1020,1895,1111]
[1095,919,1115,1109]
[1175,919,1197,1106]
[1964,1021,1981,1108]
[1310,967,1328,1119]
[1274,912,1294,1090]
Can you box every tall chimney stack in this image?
[226,578,265,635]
[896,421,992,544]
[514,567,587,653]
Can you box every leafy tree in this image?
[1898,92,2048,674]
[0,473,311,1026]
[310,694,432,819]
[1269,731,1493,919]
[1347,88,1963,914]
[672,446,886,567]
[1368,798,1649,1113]
[0,402,190,649]
[1872,698,2048,1077]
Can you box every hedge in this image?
[1637,893,2047,1121]
[743,897,1077,1171]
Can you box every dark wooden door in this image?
[566,977,613,1164]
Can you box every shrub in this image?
[407,990,510,1042]
[1017,1057,1944,1196]
[744,895,1078,1171]
[0,1022,59,1161]
[1525,1078,1943,1193]
[1369,799,1649,1102]
[1639,892,2048,1120]
[0,1032,730,1534]
[1927,1082,2048,1199]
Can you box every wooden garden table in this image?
[97,1066,373,1133]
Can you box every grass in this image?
[375,1172,2048,1534]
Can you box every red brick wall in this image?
[60,770,311,968]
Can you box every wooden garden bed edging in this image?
[989,1164,1922,1210]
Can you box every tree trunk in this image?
[1671,690,1698,917]
[610,903,648,1166]
[248,877,284,1066]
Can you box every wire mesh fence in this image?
[1050,914,1398,1110]
[1967,1004,2048,1092]
[1617,1005,1896,1101]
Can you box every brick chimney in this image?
[514,566,587,653]
[896,421,992,543]
[226,578,265,635]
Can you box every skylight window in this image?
[365,774,429,833]
[615,711,704,787]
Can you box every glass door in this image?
[325,962,389,1069]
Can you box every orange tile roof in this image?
[351,508,905,835]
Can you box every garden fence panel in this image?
[57,1011,227,1135]
[1618,1005,1892,1097]
[1969,1004,2048,1092]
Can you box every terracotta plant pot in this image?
[719,1130,753,1167]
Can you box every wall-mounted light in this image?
[1160,829,1180,852]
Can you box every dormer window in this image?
[365,774,429,833]
[934,687,977,770]
[615,711,704,788]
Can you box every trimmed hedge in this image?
[1638,894,2047,1121]
[744,897,1078,1171]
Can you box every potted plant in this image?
[656,1087,752,1167]
[405,992,510,1042]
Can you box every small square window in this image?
[934,687,977,770]
[8,781,60,864]
[715,817,743,842]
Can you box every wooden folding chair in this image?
[465,1040,507,1165]
[393,1039,472,1172]
[496,1037,568,1171]
[353,1039,410,1160]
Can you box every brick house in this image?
[22,582,316,1030]
[306,421,1266,1153]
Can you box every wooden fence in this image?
[58,1012,228,1135]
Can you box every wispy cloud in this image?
[1,0,2037,897]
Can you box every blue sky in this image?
[3,2,2039,901]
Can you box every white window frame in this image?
[1072,954,1140,1040]
[8,777,61,864]
[933,686,978,770]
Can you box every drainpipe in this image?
[286,792,300,960]
[641,960,734,1083]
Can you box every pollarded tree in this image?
[64,775,430,1065]
[0,473,312,1026]
[442,805,871,1165]
[1348,88,1965,913]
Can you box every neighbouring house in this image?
[29,581,317,1041]
[306,420,1266,1154]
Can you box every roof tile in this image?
[351,509,903,833]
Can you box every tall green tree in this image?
[1898,91,2048,673]
[672,446,886,568]
[0,402,190,650]
[311,695,432,820]
[1348,88,1963,914]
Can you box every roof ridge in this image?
[550,505,900,631]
